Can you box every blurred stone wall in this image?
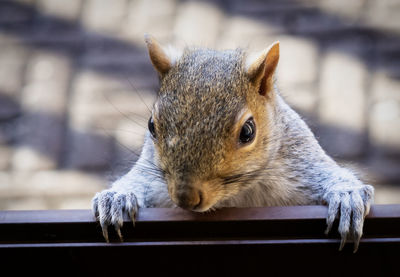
[0,0,399,209]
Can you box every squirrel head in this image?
[144,35,280,212]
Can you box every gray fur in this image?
[92,46,374,252]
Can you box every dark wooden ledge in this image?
[1,205,399,275]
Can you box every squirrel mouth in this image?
[171,181,219,212]
[177,190,216,213]
[173,187,205,211]
[191,193,218,213]
[192,190,203,211]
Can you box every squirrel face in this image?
[144,35,279,212]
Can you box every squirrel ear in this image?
[144,34,181,77]
[245,41,280,96]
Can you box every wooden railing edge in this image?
[1,204,399,223]
[0,205,399,275]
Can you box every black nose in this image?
[176,188,202,210]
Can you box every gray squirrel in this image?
[92,35,374,252]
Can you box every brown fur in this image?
[146,40,279,211]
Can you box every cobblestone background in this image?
[0,0,399,209]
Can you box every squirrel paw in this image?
[323,184,374,252]
[92,189,138,242]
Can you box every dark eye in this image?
[148,116,156,138]
[239,117,256,144]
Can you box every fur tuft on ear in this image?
[245,41,280,96]
[144,34,182,77]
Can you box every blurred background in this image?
[0,0,399,210]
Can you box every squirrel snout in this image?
[175,187,202,211]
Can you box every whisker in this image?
[126,77,153,114]
[97,127,147,137]
[101,91,147,128]
[135,161,165,179]
[99,127,142,158]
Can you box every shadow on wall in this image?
[1,1,399,80]
[0,1,158,85]
[223,0,400,80]
[0,93,146,180]
[0,0,399,184]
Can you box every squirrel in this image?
[92,34,374,252]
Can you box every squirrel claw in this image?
[353,239,360,253]
[324,184,373,252]
[101,224,110,243]
[92,189,139,243]
[115,226,123,242]
[339,237,346,251]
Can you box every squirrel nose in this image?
[176,187,202,210]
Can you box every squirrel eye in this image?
[148,116,156,138]
[239,117,256,144]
